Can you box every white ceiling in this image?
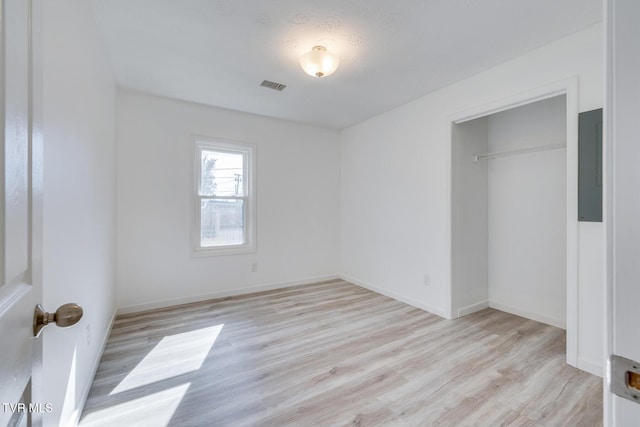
[90,0,601,129]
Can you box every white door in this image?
[0,0,43,425]
[606,0,640,425]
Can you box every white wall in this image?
[42,1,117,425]
[451,118,489,316]
[340,24,604,374]
[487,96,567,328]
[116,91,340,312]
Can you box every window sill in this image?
[191,244,256,257]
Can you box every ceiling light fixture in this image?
[299,46,340,78]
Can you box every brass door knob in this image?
[33,303,83,337]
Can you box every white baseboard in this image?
[488,301,566,329]
[116,274,341,315]
[457,300,489,317]
[340,274,448,319]
[578,357,603,378]
[76,307,117,425]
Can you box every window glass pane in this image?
[200,199,244,247]
[201,150,244,196]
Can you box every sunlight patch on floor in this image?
[110,324,223,395]
[81,383,190,427]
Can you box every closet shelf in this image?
[473,142,566,162]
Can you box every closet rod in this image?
[473,142,566,162]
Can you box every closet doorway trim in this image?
[445,77,579,369]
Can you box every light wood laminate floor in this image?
[80,280,602,426]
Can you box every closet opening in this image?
[451,93,572,352]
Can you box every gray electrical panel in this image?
[578,108,603,222]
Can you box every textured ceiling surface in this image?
[90,0,601,129]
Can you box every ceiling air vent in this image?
[260,80,287,91]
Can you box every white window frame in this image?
[193,138,256,256]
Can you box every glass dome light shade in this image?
[299,46,340,78]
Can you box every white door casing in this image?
[447,78,580,368]
[0,0,43,425]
